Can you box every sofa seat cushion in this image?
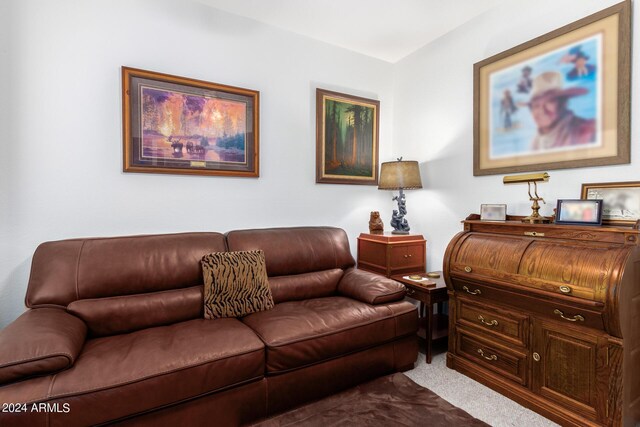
[241,296,417,374]
[0,318,264,426]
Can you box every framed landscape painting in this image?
[316,89,379,185]
[473,1,630,176]
[122,67,259,177]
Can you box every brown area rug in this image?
[251,373,489,426]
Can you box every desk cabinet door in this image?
[531,320,607,422]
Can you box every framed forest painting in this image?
[122,67,259,177]
[316,89,379,185]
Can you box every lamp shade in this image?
[378,160,422,190]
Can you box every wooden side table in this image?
[357,233,426,277]
[391,272,448,364]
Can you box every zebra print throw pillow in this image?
[201,250,274,319]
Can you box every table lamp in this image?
[378,158,423,234]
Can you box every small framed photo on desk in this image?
[555,199,603,226]
[480,204,507,221]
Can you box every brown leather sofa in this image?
[0,227,418,426]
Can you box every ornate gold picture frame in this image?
[316,89,379,185]
[123,67,259,177]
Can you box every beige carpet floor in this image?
[404,341,559,427]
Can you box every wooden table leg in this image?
[426,299,433,364]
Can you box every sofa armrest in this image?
[0,308,87,385]
[337,268,406,305]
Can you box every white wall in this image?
[1,0,16,326]
[0,0,394,326]
[392,0,639,272]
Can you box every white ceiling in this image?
[197,0,505,63]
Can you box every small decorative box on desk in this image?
[357,233,426,277]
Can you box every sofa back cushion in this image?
[268,269,344,304]
[67,286,204,336]
[26,233,226,335]
[226,227,355,302]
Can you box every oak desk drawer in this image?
[456,328,528,386]
[451,278,605,332]
[450,264,602,301]
[457,298,529,347]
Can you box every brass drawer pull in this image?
[464,266,472,273]
[533,352,541,362]
[478,315,498,326]
[559,285,572,294]
[477,349,498,361]
[403,254,413,258]
[524,231,545,237]
[553,309,585,322]
[406,288,416,296]
[462,286,481,295]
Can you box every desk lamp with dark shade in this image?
[378,158,423,234]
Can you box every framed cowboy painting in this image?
[473,1,630,176]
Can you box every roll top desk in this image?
[444,217,640,426]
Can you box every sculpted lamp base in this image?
[390,189,411,234]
